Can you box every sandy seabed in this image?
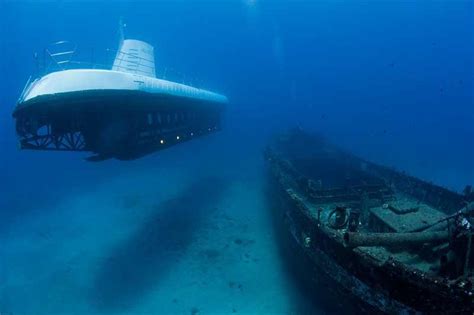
[0,136,321,315]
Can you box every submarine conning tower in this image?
[112,39,156,78]
[13,37,227,161]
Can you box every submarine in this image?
[12,35,227,161]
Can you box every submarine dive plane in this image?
[12,36,227,161]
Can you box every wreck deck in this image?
[303,195,446,273]
[369,197,447,233]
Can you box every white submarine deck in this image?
[19,69,227,108]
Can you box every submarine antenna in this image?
[118,17,126,42]
[33,51,39,76]
[113,17,127,65]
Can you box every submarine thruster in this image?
[12,37,227,161]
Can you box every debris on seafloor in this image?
[190,306,200,315]
[200,249,220,260]
[233,238,255,246]
[228,281,244,291]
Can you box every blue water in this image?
[0,1,472,314]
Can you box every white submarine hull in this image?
[18,69,227,106]
[13,39,227,161]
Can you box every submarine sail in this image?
[12,37,227,161]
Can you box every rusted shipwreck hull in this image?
[265,129,474,314]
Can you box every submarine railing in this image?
[34,43,204,88]
[17,75,33,104]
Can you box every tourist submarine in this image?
[12,38,228,161]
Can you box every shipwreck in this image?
[265,128,473,313]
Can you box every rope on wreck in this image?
[410,202,474,233]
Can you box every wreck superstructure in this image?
[13,36,227,161]
[265,129,474,314]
